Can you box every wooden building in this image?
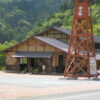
[2,27,100,73]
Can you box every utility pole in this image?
[64,0,97,78]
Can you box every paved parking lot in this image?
[0,71,100,100]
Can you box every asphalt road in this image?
[0,75,99,88]
[0,72,100,100]
[48,91,100,100]
[17,90,100,100]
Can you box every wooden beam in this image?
[27,40,29,51]
[5,52,7,68]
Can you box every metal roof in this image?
[53,27,71,35]
[35,36,68,53]
[94,37,100,43]
[35,27,71,36]
[96,51,100,60]
[12,49,100,60]
[53,27,100,43]
[12,52,54,58]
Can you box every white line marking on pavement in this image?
[48,92,100,100]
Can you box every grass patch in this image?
[0,66,5,71]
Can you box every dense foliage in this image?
[26,1,100,38]
[0,0,100,43]
[0,0,65,43]
[0,0,100,47]
[0,40,18,68]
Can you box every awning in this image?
[12,52,54,58]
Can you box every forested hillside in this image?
[0,0,65,43]
[26,0,100,39]
[0,0,100,43]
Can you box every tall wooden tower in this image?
[64,0,97,78]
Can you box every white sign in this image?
[90,57,97,76]
[78,6,82,16]
[42,65,46,70]
[42,65,46,73]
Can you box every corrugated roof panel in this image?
[53,27,71,35]
[94,37,100,43]
[96,51,100,60]
[12,52,54,58]
[54,27,100,43]
[35,36,68,52]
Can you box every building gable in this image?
[6,37,65,53]
[37,27,70,43]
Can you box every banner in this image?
[90,57,97,76]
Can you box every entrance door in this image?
[58,55,64,73]
[59,55,64,67]
[31,58,35,67]
[27,58,36,72]
[31,58,36,69]
[20,58,27,71]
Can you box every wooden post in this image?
[5,52,7,70]
[27,58,31,72]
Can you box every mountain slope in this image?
[0,0,66,43]
[26,2,100,38]
[0,0,100,43]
